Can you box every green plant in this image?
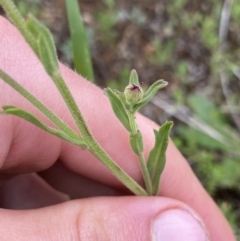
[219,201,240,239]
[174,94,240,195]
[95,0,118,45]
[148,39,175,65]
[0,0,173,196]
[13,0,40,18]
[66,0,94,81]
[108,66,131,90]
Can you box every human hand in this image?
[0,16,236,241]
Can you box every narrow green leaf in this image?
[25,15,41,57]
[133,80,168,112]
[26,15,39,39]
[2,106,88,148]
[147,121,173,195]
[143,79,168,99]
[38,36,59,76]
[129,69,139,85]
[66,0,94,81]
[104,88,131,131]
[26,15,59,76]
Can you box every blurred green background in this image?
[8,0,240,237]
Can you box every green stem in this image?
[128,112,138,134]
[88,139,149,196]
[138,154,153,195]
[52,73,93,141]
[0,0,38,54]
[127,111,152,194]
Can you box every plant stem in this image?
[88,139,149,196]
[128,112,138,134]
[52,73,93,141]
[138,154,153,195]
[128,111,153,194]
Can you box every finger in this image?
[0,173,69,209]
[38,162,126,199]
[0,16,235,240]
[0,197,210,241]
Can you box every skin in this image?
[0,16,236,240]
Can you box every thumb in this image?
[0,197,210,241]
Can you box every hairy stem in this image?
[88,139,149,196]
[52,73,93,140]
[138,154,153,195]
[128,111,152,194]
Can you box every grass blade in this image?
[66,0,94,81]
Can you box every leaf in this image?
[143,80,168,99]
[104,88,131,131]
[2,106,88,149]
[66,0,94,81]
[26,15,59,76]
[129,69,139,85]
[147,121,173,195]
[38,36,59,76]
[133,79,168,112]
[188,94,226,128]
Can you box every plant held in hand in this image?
[105,70,173,195]
[0,0,172,196]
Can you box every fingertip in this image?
[151,208,210,241]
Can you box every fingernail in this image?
[151,208,210,241]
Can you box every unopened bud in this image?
[124,84,143,104]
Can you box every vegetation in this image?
[1,0,240,237]
[0,0,172,197]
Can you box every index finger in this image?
[0,16,235,241]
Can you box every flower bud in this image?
[124,84,143,104]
